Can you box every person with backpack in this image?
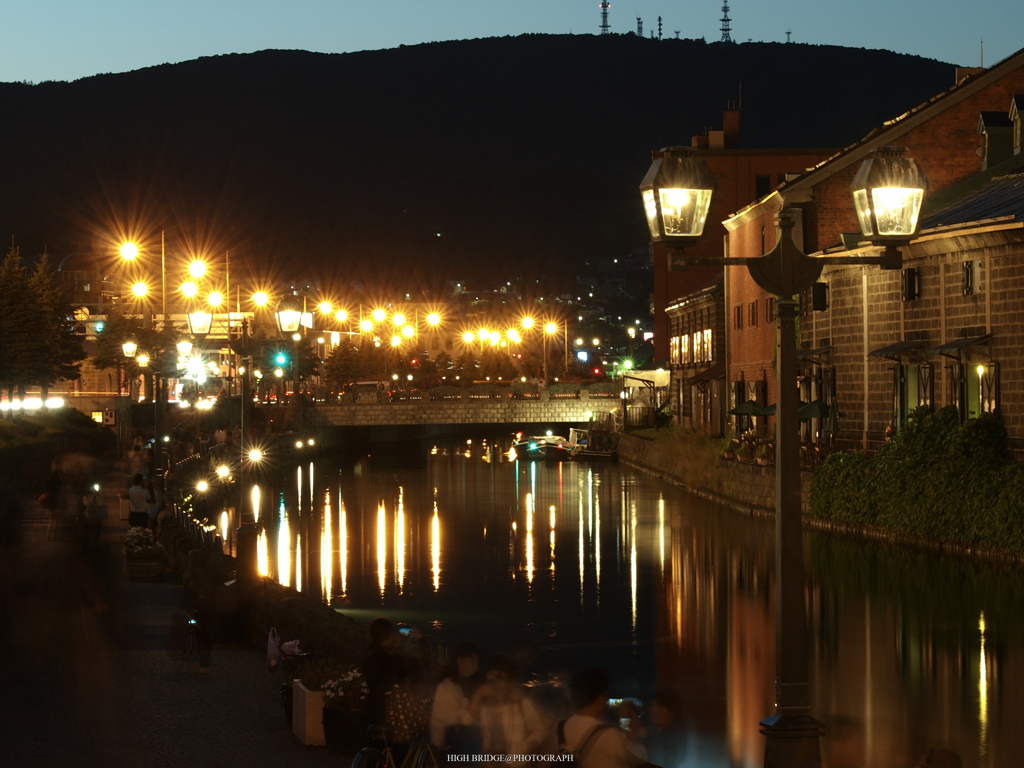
[558,666,654,768]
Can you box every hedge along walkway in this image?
[810,407,1024,562]
[0,468,354,768]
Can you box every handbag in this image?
[267,627,282,671]
[385,684,428,743]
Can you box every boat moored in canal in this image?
[510,432,571,461]
[566,427,618,460]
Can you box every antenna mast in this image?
[636,15,642,37]
[599,2,611,35]
[720,2,733,43]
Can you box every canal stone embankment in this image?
[616,430,1024,565]
[614,431,813,517]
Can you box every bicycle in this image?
[351,725,442,768]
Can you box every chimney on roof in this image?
[692,104,741,149]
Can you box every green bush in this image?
[811,407,1024,555]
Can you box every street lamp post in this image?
[640,145,926,768]
[543,322,557,382]
[275,297,303,408]
[120,234,169,468]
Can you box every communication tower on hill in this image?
[599,2,611,35]
[720,2,733,43]
[657,16,663,40]
[636,15,642,36]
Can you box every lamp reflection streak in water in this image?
[630,501,638,633]
[339,490,347,597]
[321,489,333,603]
[431,495,440,592]
[251,485,261,524]
[578,494,585,607]
[549,505,556,575]
[257,527,269,577]
[658,496,666,571]
[396,487,406,592]
[278,498,291,587]
[979,611,989,755]
[377,502,387,596]
[220,510,230,552]
[525,492,535,585]
[592,471,601,602]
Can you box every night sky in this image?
[3,0,1019,84]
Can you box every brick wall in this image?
[807,229,1024,454]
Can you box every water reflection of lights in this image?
[321,490,333,603]
[549,505,556,574]
[396,487,406,592]
[525,492,535,584]
[256,528,269,576]
[340,496,348,596]
[979,611,989,755]
[377,502,387,595]
[278,509,291,587]
[630,502,637,632]
[578,496,585,604]
[589,469,601,594]
[432,499,441,591]
[251,485,261,524]
[658,496,666,570]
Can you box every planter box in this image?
[123,558,165,581]
[292,679,325,746]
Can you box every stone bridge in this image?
[309,389,621,428]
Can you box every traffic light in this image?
[274,351,288,367]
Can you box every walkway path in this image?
[0,468,358,768]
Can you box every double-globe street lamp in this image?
[641,144,927,767]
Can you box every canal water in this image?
[241,437,1024,767]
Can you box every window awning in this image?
[796,346,833,363]
[926,334,991,359]
[868,340,925,361]
[686,361,726,386]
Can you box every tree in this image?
[0,249,86,407]
[27,254,85,400]
[0,248,33,405]
[323,341,361,387]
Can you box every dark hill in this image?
[0,34,956,293]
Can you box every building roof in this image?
[922,169,1024,228]
[725,46,1024,228]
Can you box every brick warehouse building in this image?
[650,108,834,365]
[718,46,1024,455]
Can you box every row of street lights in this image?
[641,144,926,767]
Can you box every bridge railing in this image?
[329,381,623,404]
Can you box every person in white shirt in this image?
[127,474,149,528]
[429,642,482,751]
[560,666,650,768]
[469,655,548,764]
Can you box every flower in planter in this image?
[322,667,368,712]
[122,526,165,562]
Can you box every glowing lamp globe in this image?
[851,146,928,243]
[640,146,717,245]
